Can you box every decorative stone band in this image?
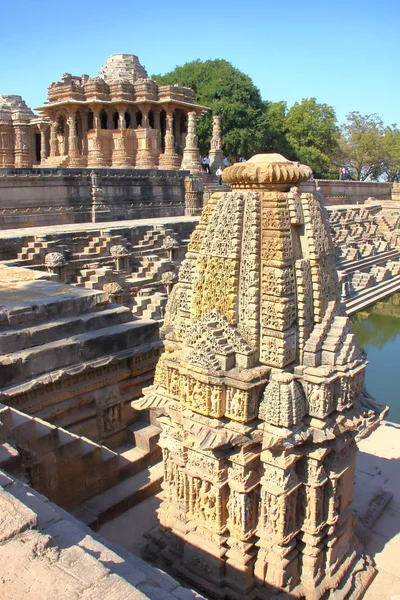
[222,153,313,191]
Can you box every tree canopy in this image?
[153,59,265,158]
[285,99,340,178]
[153,59,400,180]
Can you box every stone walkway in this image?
[357,421,400,599]
[0,215,199,240]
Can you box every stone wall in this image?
[0,168,192,229]
[300,179,393,205]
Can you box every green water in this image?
[351,293,400,424]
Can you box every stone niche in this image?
[132,154,387,599]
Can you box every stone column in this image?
[81,110,89,162]
[49,121,57,158]
[209,115,224,172]
[93,107,101,131]
[118,108,126,130]
[159,109,180,170]
[141,106,149,129]
[12,112,32,168]
[180,111,201,174]
[0,113,15,167]
[67,110,81,167]
[38,123,49,164]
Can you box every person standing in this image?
[216,166,223,185]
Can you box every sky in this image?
[1,0,399,127]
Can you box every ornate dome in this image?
[98,54,148,84]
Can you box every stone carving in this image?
[132,154,386,599]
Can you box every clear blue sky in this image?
[1,0,399,126]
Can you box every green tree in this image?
[258,101,296,158]
[340,112,385,180]
[382,125,400,181]
[152,59,267,159]
[285,98,340,178]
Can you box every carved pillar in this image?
[180,111,201,174]
[67,110,81,167]
[81,110,89,163]
[38,123,49,165]
[0,112,15,167]
[12,112,32,168]
[49,121,57,158]
[118,109,126,130]
[209,115,224,173]
[93,108,101,131]
[141,106,149,129]
[159,108,180,170]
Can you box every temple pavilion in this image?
[0,54,208,170]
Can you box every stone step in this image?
[0,319,158,389]
[0,305,133,354]
[0,281,108,331]
[117,445,154,480]
[72,461,163,529]
[127,421,161,454]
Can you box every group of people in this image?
[339,166,351,180]
[200,156,230,184]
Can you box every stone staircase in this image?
[201,172,231,202]
[131,292,168,320]
[130,254,172,284]
[0,403,162,516]
[0,280,158,391]
[72,233,131,260]
[72,420,162,529]
[74,265,120,290]
[40,155,69,168]
[17,237,59,265]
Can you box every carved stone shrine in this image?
[132,154,385,599]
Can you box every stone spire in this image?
[98,54,148,83]
[133,154,386,599]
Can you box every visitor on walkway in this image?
[223,156,229,168]
[216,167,223,185]
[204,156,210,173]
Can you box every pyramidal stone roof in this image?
[98,54,148,84]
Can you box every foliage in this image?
[382,126,400,182]
[285,98,340,178]
[153,59,265,158]
[340,112,386,181]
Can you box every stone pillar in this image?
[87,108,106,168]
[141,106,149,129]
[153,108,162,155]
[12,112,31,168]
[132,153,384,600]
[90,170,111,222]
[81,110,89,161]
[49,122,57,158]
[180,111,201,174]
[159,109,180,170]
[118,109,126,130]
[38,123,49,164]
[93,108,101,131]
[209,115,224,172]
[67,110,81,167]
[184,175,203,216]
[0,112,15,167]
